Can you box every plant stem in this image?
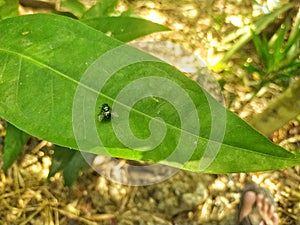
[249,78,300,136]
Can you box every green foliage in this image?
[60,0,86,18]
[82,0,119,18]
[243,7,300,88]
[217,3,299,93]
[59,0,120,19]
[3,123,29,172]
[48,146,89,186]
[215,3,293,70]
[0,13,299,178]
[81,16,170,42]
[58,0,170,42]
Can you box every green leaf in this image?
[0,14,299,174]
[81,16,170,42]
[251,31,269,68]
[63,150,88,186]
[3,123,29,172]
[269,20,288,64]
[0,0,18,20]
[47,145,75,179]
[283,26,300,58]
[288,7,300,49]
[82,0,119,18]
[279,60,300,76]
[48,146,88,185]
[60,0,86,18]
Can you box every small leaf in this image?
[269,20,288,64]
[288,7,300,48]
[3,123,29,172]
[60,0,86,18]
[81,16,170,42]
[283,27,300,58]
[47,145,76,179]
[63,151,89,186]
[251,31,267,64]
[82,0,119,18]
[279,60,300,76]
[48,145,89,185]
[262,35,272,72]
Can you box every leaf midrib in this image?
[2,47,205,138]
[1,47,297,160]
